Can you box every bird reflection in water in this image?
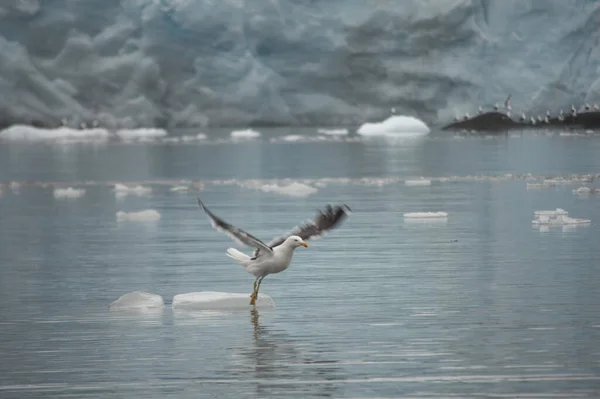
[230,308,341,398]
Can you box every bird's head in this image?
[285,235,308,249]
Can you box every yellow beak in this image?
[300,241,308,248]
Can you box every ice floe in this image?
[357,115,430,138]
[230,129,261,139]
[405,179,432,186]
[115,128,167,142]
[404,212,448,219]
[317,128,348,136]
[239,181,318,197]
[572,186,600,195]
[109,291,165,311]
[113,183,152,197]
[169,185,190,192]
[532,208,590,225]
[0,125,110,142]
[53,187,86,199]
[116,209,161,222]
[172,292,275,310]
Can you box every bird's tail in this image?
[226,248,251,264]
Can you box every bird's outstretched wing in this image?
[266,204,351,250]
[197,198,273,255]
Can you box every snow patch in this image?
[116,209,161,221]
[109,291,164,311]
[172,292,275,310]
[53,187,86,199]
[357,115,430,138]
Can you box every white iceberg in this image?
[231,129,261,139]
[116,209,161,221]
[405,179,432,186]
[259,182,318,197]
[404,212,448,219]
[172,292,275,310]
[53,187,86,199]
[0,125,110,142]
[109,291,165,311]
[113,183,152,197]
[357,115,430,138]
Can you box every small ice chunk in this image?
[532,214,591,225]
[534,208,568,217]
[181,133,207,141]
[404,212,448,219]
[9,182,20,191]
[527,182,555,189]
[113,183,152,197]
[172,292,275,310]
[279,134,305,142]
[116,209,161,221]
[170,185,190,192]
[109,291,164,311]
[317,128,348,136]
[231,129,261,139]
[53,187,86,199]
[573,186,600,195]
[259,182,318,197]
[115,128,167,141]
[357,115,430,137]
[405,179,432,186]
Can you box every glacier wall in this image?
[0,0,599,129]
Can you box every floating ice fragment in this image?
[170,185,190,192]
[53,187,86,199]
[404,212,448,219]
[116,209,161,221]
[317,128,348,136]
[231,129,261,139]
[109,291,164,311]
[405,179,432,186]
[532,215,591,225]
[527,182,555,189]
[172,292,275,310]
[116,128,167,141]
[0,125,110,142]
[280,134,305,142]
[259,182,318,197]
[357,115,430,137]
[9,182,20,191]
[573,186,600,195]
[534,208,568,217]
[113,183,152,197]
[532,208,590,225]
[181,133,207,141]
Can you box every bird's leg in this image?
[250,277,259,305]
[250,276,265,306]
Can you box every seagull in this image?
[196,198,351,305]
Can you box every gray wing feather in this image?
[265,204,351,250]
[197,198,273,255]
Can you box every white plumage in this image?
[196,198,350,305]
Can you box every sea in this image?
[0,126,599,398]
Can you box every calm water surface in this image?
[0,129,599,398]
